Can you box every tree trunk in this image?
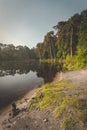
[70,26,73,57]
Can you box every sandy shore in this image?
[0,88,37,130]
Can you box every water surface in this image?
[0,61,61,110]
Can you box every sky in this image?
[0,0,87,48]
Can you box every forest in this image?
[0,9,87,70]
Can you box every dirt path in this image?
[54,68,87,84]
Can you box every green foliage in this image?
[56,49,62,59]
[64,46,87,70]
[64,55,77,70]
[76,46,87,68]
[36,9,87,70]
[0,43,37,61]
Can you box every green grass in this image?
[28,82,65,110]
[27,79,87,129]
[28,80,76,110]
[54,97,86,118]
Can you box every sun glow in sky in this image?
[0,0,87,48]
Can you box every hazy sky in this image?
[0,0,87,48]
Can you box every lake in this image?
[0,61,61,111]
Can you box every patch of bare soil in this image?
[54,69,87,84]
[2,110,60,130]
[0,89,36,130]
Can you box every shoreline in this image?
[0,88,37,130]
[1,68,87,130]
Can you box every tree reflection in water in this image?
[0,61,62,110]
[0,61,62,82]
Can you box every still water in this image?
[0,61,61,110]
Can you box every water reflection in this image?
[0,61,61,81]
[0,61,61,110]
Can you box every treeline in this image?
[0,44,37,61]
[0,9,87,69]
[35,9,87,70]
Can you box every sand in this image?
[54,68,87,84]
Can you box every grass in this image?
[27,79,87,129]
[28,80,76,110]
[28,83,65,110]
[61,117,76,130]
[54,97,86,118]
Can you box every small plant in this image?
[61,117,76,130]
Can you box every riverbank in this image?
[1,68,87,130]
[0,88,37,130]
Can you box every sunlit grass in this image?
[54,97,86,118]
[27,79,87,129]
